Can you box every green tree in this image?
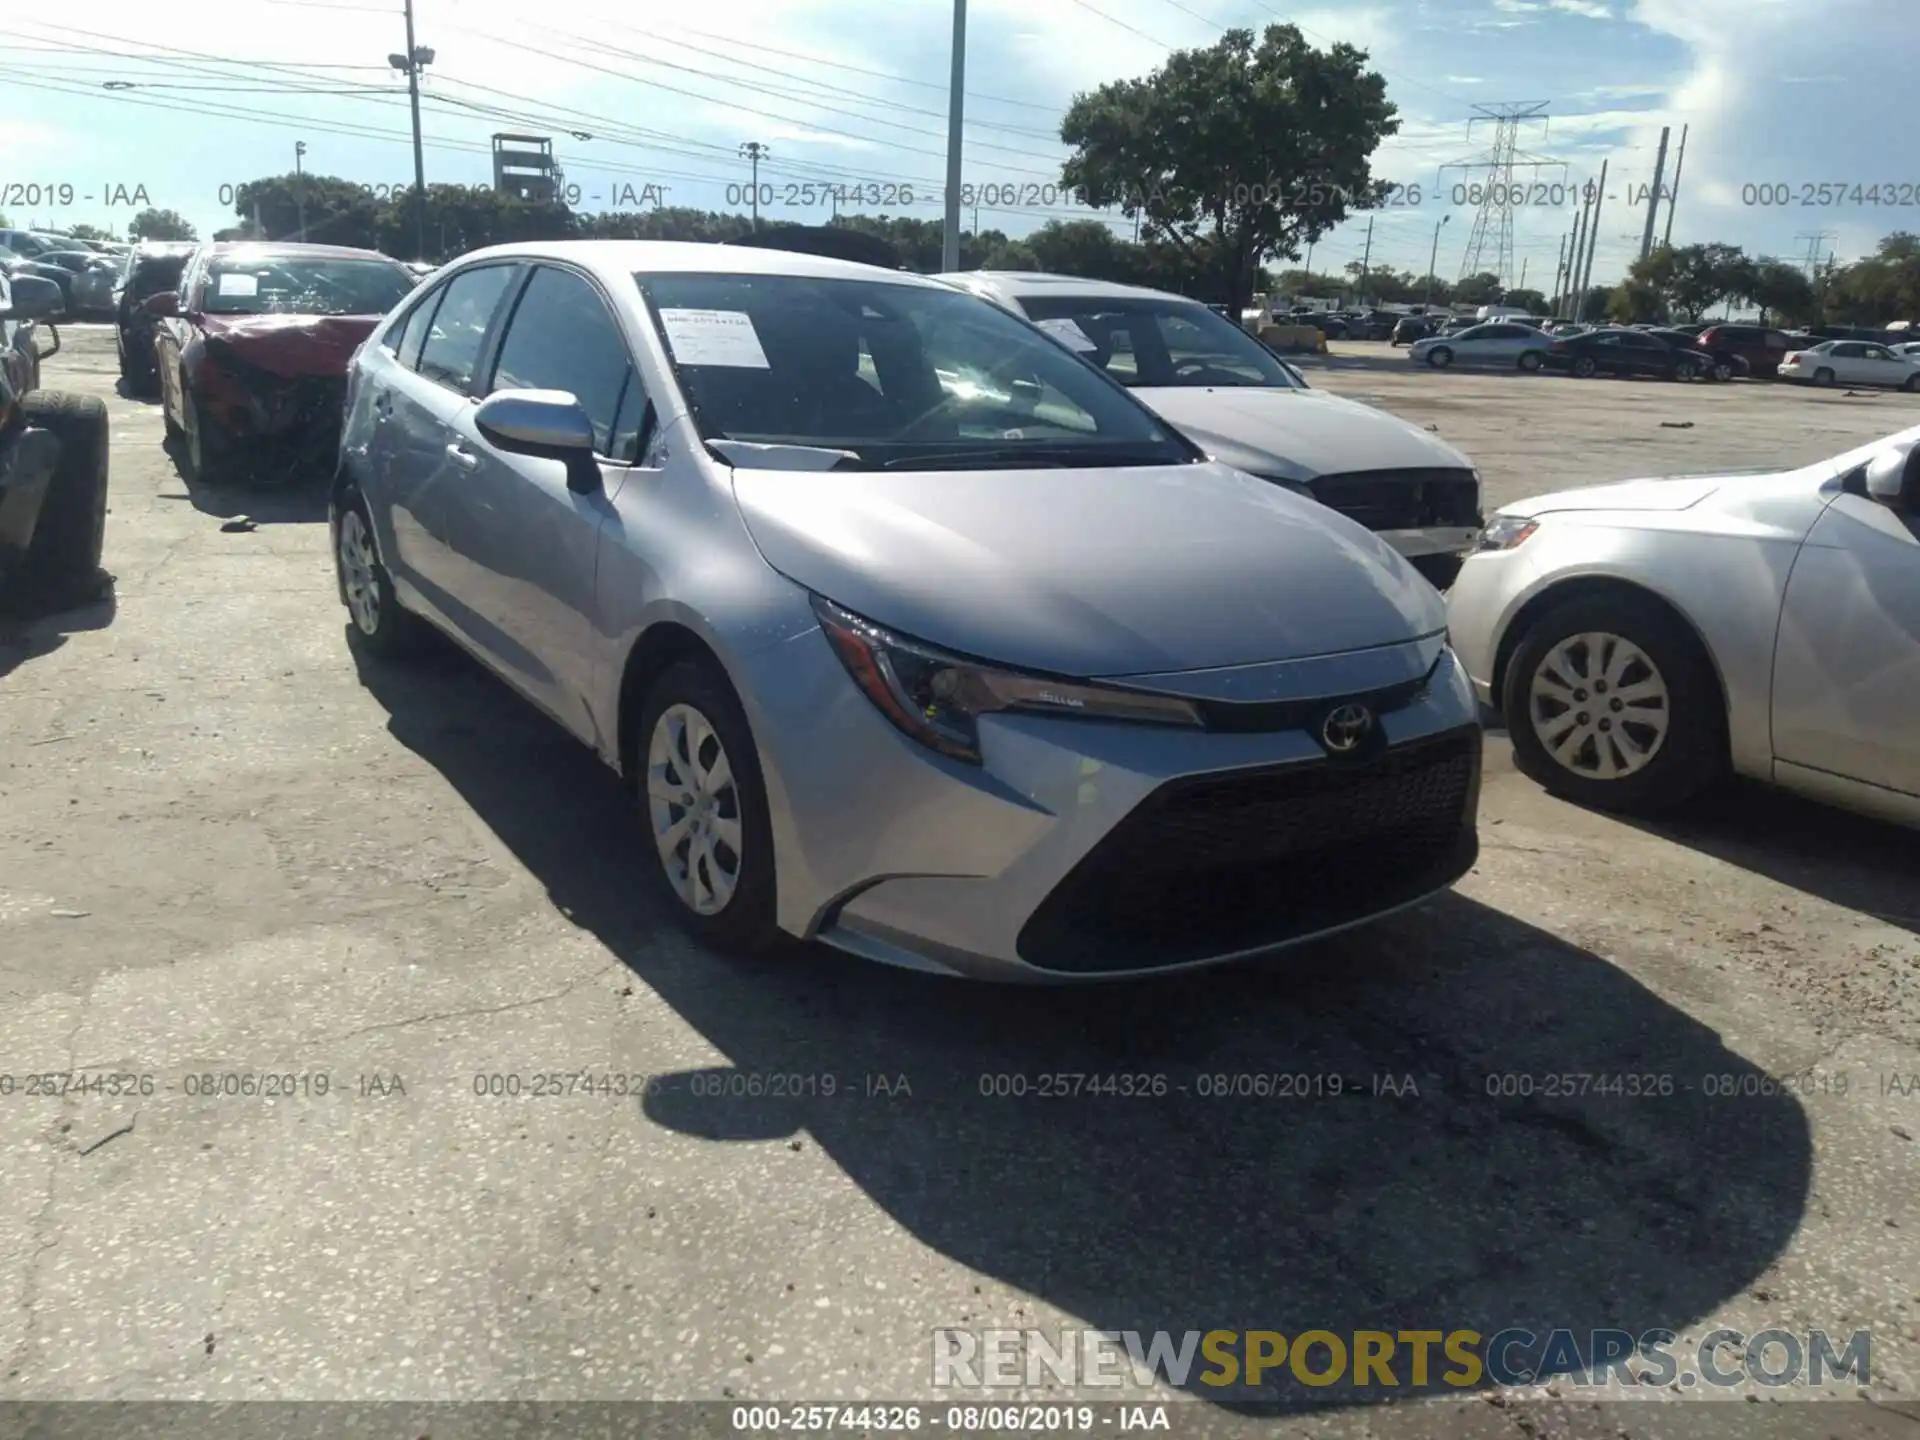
[1451,272,1502,306]
[128,208,196,241]
[1631,242,1749,321]
[1503,287,1548,313]
[1576,286,1612,322]
[1749,259,1818,326]
[1059,23,1398,314]
[1608,277,1667,324]
[1823,232,1920,324]
[66,222,115,242]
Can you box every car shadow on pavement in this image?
[0,589,116,681]
[1620,778,1920,937]
[353,638,1813,1412]
[160,433,330,525]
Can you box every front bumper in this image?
[200,354,348,463]
[737,629,1484,982]
[1380,525,1481,559]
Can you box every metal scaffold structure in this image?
[1441,102,1564,286]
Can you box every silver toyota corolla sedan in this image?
[1447,424,1920,830]
[330,241,1484,981]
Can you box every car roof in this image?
[933,270,1204,307]
[202,241,403,263]
[440,239,953,291]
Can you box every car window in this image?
[1015,295,1302,389]
[202,254,414,317]
[1862,345,1892,360]
[415,264,518,393]
[1832,342,1864,358]
[635,270,1193,470]
[488,265,641,459]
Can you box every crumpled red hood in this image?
[199,312,382,378]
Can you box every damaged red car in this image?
[146,242,418,484]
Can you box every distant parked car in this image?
[1391,315,1435,345]
[1542,327,1713,381]
[1646,328,1745,380]
[1408,322,1553,371]
[114,241,197,396]
[1778,339,1920,391]
[1892,341,1920,362]
[147,241,418,483]
[10,251,117,317]
[1694,324,1793,379]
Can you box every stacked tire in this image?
[0,393,111,617]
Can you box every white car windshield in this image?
[636,271,1197,471]
[1014,295,1306,389]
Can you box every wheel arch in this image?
[615,621,727,781]
[1492,574,1733,752]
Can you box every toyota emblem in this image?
[1320,702,1374,753]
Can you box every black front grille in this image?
[1017,728,1481,973]
[1311,467,1480,531]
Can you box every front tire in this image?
[187,387,240,484]
[636,661,780,954]
[1904,372,1920,393]
[335,488,429,660]
[1503,593,1725,816]
[1517,350,1544,372]
[1672,358,1699,381]
[1426,346,1454,368]
[1571,355,1598,378]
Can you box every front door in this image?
[1773,486,1920,798]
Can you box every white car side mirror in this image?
[1863,443,1920,513]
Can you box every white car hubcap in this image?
[647,703,743,915]
[338,511,382,635]
[1529,632,1671,780]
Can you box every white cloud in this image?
[1445,75,1486,83]
[1548,0,1615,17]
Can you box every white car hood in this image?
[1503,474,1736,517]
[1133,386,1469,483]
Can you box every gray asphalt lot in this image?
[2,326,1919,1436]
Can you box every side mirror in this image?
[474,389,602,494]
[1863,444,1920,513]
[142,291,180,319]
[0,274,64,321]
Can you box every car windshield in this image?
[635,271,1196,470]
[131,257,187,298]
[202,255,415,316]
[1014,295,1304,389]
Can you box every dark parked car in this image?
[1647,328,1746,380]
[1694,323,1793,378]
[115,241,196,396]
[1541,326,1715,380]
[147,241,417,484]
[1391,315,1436,345]
[6,250,109,314]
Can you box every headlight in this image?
[811,595,1202,764]
[1476,514,1539,552]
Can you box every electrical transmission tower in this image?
[1440,102,1564,285]
[1794,231,1836,278]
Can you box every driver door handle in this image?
[445,443,479,470]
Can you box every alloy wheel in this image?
[647,703,744,915]
[338,510,382,636]
[1528,631,1672,781]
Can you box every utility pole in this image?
[1357,214,1374,303]
[1639,125,1670,261]
[1552,232,1569,312]
[1304,239,1314,280]
[740,142,767,229]
[1518,256,1528,291]
[941,0,966,272]
[1662,123,1688,250]
[1426,213,1451,307]
[1578,159,1607,317]
[1563,185,1590,318]
[388,1,433,262]
[294,140,307,242]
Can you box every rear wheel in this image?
[335,488,430,660]
[1712,360,1734,382]
[1672,358,1699,381]
[1503,593,1725,816]
[1571,355,1597,378]
[1904,372,1920,393]
[1813,366,1836,386]
[636,661,780,954]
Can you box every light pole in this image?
[941,0,966,272]
[388,0,433,262]
[294,141,307,241]
[1425,213,1450,307]
[740,142,767,229]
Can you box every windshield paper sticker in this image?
[216,273,259,297]
[658,308,770,368]
[1035,317,1097,352]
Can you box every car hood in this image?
[1132,386,1469,484]
[729,460,1444,678]
[198,313,382,378]
[1502,474,1737,517]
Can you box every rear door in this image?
[1856,343,1911,386]
[375,262,522,624]
[1826,342,1871,384]
[451,262,649,736]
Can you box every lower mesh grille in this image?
[1017,728,1481,973]
[1310,468,1481,530]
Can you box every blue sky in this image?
[1,0,1912,289]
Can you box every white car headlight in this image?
[1476,514,1539,552]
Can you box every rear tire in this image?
[1813,366,1836,386]
[1571,355,1597,378]
[1673,358,1699,381]
[1503,593,1725,817]
[635,660,781,955]
[3,393,111,616]
[334,487,430,660]
[1904,372,1920,393]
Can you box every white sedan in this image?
[1407,321,1554,371]
[1778,339,1920,390]
[1446,424,1920,829]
